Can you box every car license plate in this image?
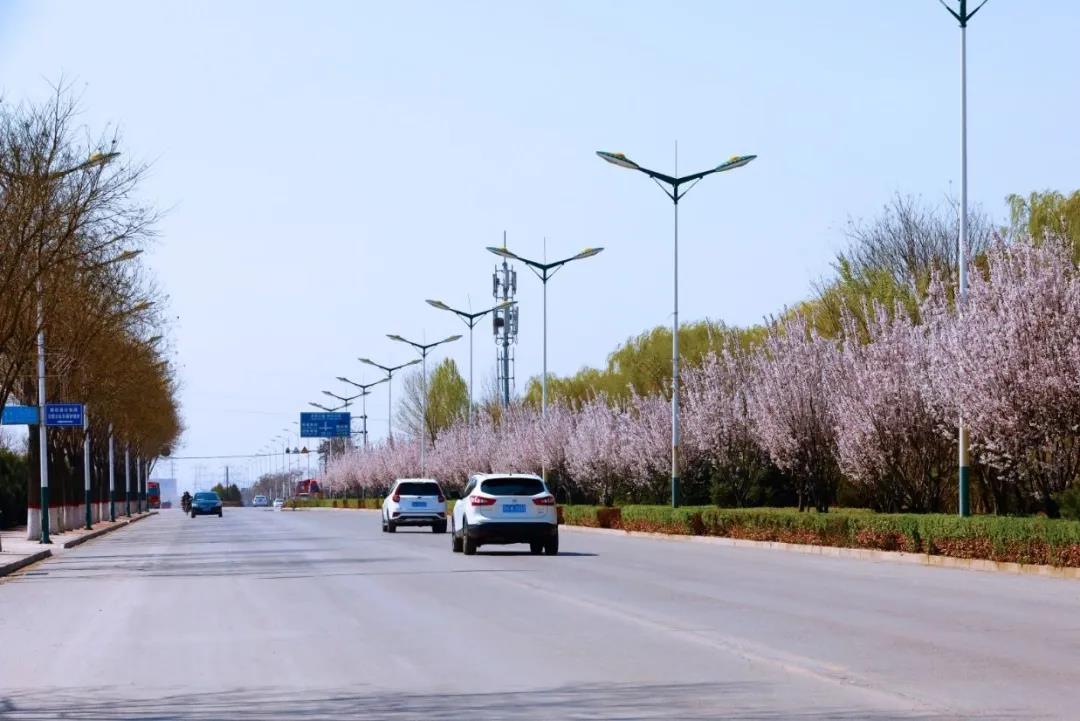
[502,503,526,513]
[411,501,427,508]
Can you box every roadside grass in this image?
[558,504,1080,567]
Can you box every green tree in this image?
[524,320,766,408]
[1008,190,1080,261]
[425,358,468,442]
[397,358,469,444]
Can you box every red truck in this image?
[148,481,161,509]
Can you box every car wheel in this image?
[462,522,477,556]
[451,522,463,552]
[190,511,196,519]
[381,515,388,533]
[218,509,223,518]
[387,520,396,533]
[530,542,543,555]
[544,534,559,556]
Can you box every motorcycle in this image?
[181,495,192,513]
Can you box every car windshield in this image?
[396,481,441,496]
[194,492,219,502]
[480,477,545,496]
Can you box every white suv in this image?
[451,473,558,555]
[382,478,447,533]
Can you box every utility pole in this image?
[492,231,519,406]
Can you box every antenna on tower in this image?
[493,230,518,406]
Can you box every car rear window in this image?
[480,477,545,496]
[194,492,219,501]
[396,481,441,496]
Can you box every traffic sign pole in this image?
[84,409,92,530]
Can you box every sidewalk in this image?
[0,511,156,578]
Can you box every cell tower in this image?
[492,231,519,406]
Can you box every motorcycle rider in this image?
[181,491,192,512]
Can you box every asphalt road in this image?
[1,508,1078,720]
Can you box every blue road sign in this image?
[300,412,351,438]
[1,405,38,425]
[45,403,85,427]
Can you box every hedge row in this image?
[559,505,1080,567]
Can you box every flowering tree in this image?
[829,306,953,512]
[621,391,677,502]
[564,395,630,505]
[682,350,771,507]
[925,237,1080,515]
[748,315,841,512]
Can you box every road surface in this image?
[0,508,1077,719]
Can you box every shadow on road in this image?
[0,682,976,720]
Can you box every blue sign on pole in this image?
[300,412,351,438]
[1,405,38,425]
[45,403,85,428]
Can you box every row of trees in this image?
[0,88,180,532]
[323,194,1080,516]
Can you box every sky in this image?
[1,1,1077,491]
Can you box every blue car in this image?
[190,491,223,518]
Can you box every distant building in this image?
[151,477,178,508]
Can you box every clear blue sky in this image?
[2,1,1077,491]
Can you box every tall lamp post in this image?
[597,149,756,507]
[1,151,121,543]
[386,333,462,476]
[424,300,514,424]
[939,0,987,518]
[485,246,603,427]
[335,376,387,449]
[356,357,422,444]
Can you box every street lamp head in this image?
[335,376,351,384]
[426,299,452,311]
[596,151,640,170]
[573,247,604,261]
[441,334,463,345]
[386,334,406,343]
[714,155,757,173]
[486,246,520,261]
[82,151,121,171]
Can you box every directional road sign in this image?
[300,412,351,438]
[45,403,85,427]
[1,405,38,425]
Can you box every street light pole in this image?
[598,149,756,507]
[485,246,603,423]
[357,358,422,444]
[940,0,987,517]
[387,333,462,476]
[425,300,514,424]
[336,377,388,449]
[107,424,115,522]
[124,445,131,516]
[36,281,50,542]
[83,410,93,530]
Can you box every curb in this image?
[0,549,52,578]
[284,506,379,513]
[62,511,158,549]
[560,524,1080,580]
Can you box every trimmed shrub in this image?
[559,505,1080,567]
